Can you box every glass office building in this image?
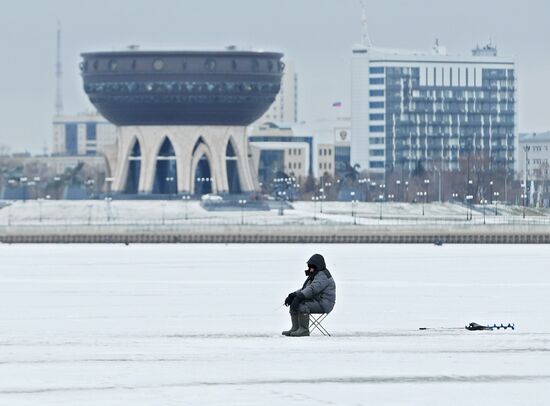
[351,43,516,178]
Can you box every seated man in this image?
[282,253,336,337]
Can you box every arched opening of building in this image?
[225,140,241,194]
[194,154,212,196]
[125,139,141,194]
[152,137,178,195]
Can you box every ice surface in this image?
[0,244,549,405]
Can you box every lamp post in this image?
[481,199,488,224]
[466,195,473,220]
[417,191,427,216]
[105,177,114,199]
[311,196,318,221]
[182,195,190,220]
[161,201,166,225]
[350,191,355,220]
[238,199,247,225]
[423,178,430,205]
[20,177,28,201]
[404,181,409,202]
[319,188,324,213]
[33,177,41,199]
[278,191,286,216]
[524,145,530,209]
[37,198,44,222]
[521,193,527,219]
[165,176,175,199]
[493,191,500,215]
[105,196,113,222]
[379,194,384,220]
[395,180,401,202]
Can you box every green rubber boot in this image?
[289,313,310,337]
[282,313,299,336]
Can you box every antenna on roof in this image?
[55,21,63,116]
[359,0,373,47]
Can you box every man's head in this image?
[306,253,326,274]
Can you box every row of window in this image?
[370,137,384,144]
[369,161,384,168]
[288,148,302,156]
[370,126,385,133]
[524,145,548,152]
[369,113,384,121]
[369,89,384,97]
[319,162,333,170]
[370,149,385,156]
[82,58,283,73]
[369,77,385,85]
[369,67,384,74]
[370,101,384,109]
[319,148,332,156]
[288,162,302,170]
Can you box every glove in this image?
[284,292,296,306]
[290,292,305,312]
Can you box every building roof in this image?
[352,44,514,64]
[519,132,550,142]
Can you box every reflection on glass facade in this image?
[335,146,351,176]
[153,138,178,194]
[351,45,517,177]
[65,123,78,155]
[258,150,285,186]
[383,67,515,173]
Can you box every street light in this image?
[311,196,318,221]
[395,180,401,202]
[521,193,527,219]
[481,199,488,224]
[319,188,324,213]
[466,195,474,220]
[417,191,427,216]
[165,176,175,199]
[238,199,247,224]
[378,194,384,220]
[493,191,500,215]
[350,191,356,219]
[105,196,113,222]
[182,195,191,220]
[423,179,430,205]
[37,198,44,222]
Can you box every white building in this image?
[518,132,550,180]
[255,60,298,124]
[351,41,517,179]
[52,113,116,156]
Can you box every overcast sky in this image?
[0,0,549,153]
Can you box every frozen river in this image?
[0,244,549,405]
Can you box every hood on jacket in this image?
[307,254,326,271]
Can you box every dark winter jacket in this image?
[295,254,336,313]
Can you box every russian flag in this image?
[332,101,342,107]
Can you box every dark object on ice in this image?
[434,239,444,246]
[282,254,336,337]
[465,322,515,331]
[466,322,493,331]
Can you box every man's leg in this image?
[289,301,319,337]
[282,311,299,336]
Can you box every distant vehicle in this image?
[201,194,223,202]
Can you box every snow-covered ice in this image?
[0,244,549,405]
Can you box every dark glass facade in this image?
[381,66,515,173]
[65,124,78,155]
[335,146,351,176]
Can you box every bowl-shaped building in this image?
[80,50,284,126]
